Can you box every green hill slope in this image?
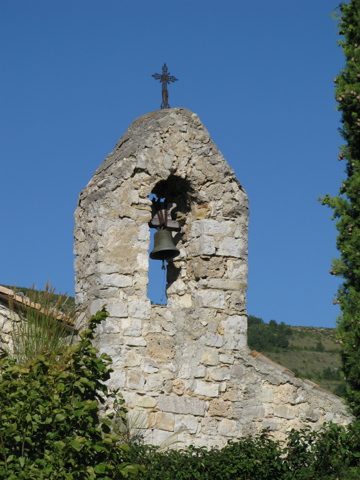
[248,316,345,397]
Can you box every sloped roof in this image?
[0,285,75,327]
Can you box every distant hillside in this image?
[248,315,345,397]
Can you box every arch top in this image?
[74,106,249,316]
[81,108,246,209]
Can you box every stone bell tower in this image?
[74,107,350,447]
[74,107,248,445]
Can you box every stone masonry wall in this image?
[74,108,351,447]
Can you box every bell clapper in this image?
[160,263,167,303]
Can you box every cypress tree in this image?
[322,0,360,416]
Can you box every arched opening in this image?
[147,175,192,305]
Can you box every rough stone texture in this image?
[0,302,18,352]
[74,108,351,447]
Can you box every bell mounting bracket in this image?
[149,200,181,231]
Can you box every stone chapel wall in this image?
[74,108,351,447]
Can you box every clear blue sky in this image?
[1,1,346,327]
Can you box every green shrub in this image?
[120,423,360,480]
[0,308,143,479]
[286,422,360,480]
[123,432,288,480]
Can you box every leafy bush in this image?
[286,422,360,480]
[120,423,360,480]
[0,308,143,479]
[123,432,287,480]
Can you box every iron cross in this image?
[152,63,178,109]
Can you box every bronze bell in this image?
[150,228,180,261]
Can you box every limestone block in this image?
[103,225,138,267]
[189,257,225,279]
[225,291,247,312]
[141,358,160,374]
[96,262,121,274]
[137,252,149,270]
[217,237,247,258]
[191,219,232,237]
[122,318,142,336]
[145,334,176,361]
[128,299,151,319]
[126,370,146,390]
[300,406,320,423]
[105,301,128,318]
[220,381,227,393]
[201,350,219,366]
[229,363,246,382]
[209,399,233,417]
[133,273,149,288]
[167,294,192,308]
[218,419,239,437]
[166,279,187,296]
[219,353,234,364]
[149,412,175,431]
[124,350,142,367]
[201,417,218,435]
[98,274,132,288]
[206,279,241,291]
[89,299,108,316]
[273,405,295,420]
[96,287,122,299]
[142,321,162,335]
[262,418,279,431]
[96,345,123,365]
[187,235,216,256]
[163,380,173,394]
[174,414,199,434]
[221,315,247,335]
[121,390,137,407]
[93,317,120,335]
[137,223,150,241]
[178,363,191,379]
[125,337,147,347]
[226,259,248,280]
[158,394,205,416]
[202,333,224,348]
[147,428,177,447]
[274,383,300,405]
[208,367,231,382]
[135,394,157,408]
[194,365,206,378]
[195,291,225,310]
[95,333,124,348]
[194,380,219,398]
[146,373,170,391]
[241,405,265,420]
[260,387,275,403]
[161,322,177,336]
[107,369,126,389]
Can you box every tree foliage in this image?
[247,315,292,351]
[321,0,360,416]
[121,423,360,480]
[0,308,143,479]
